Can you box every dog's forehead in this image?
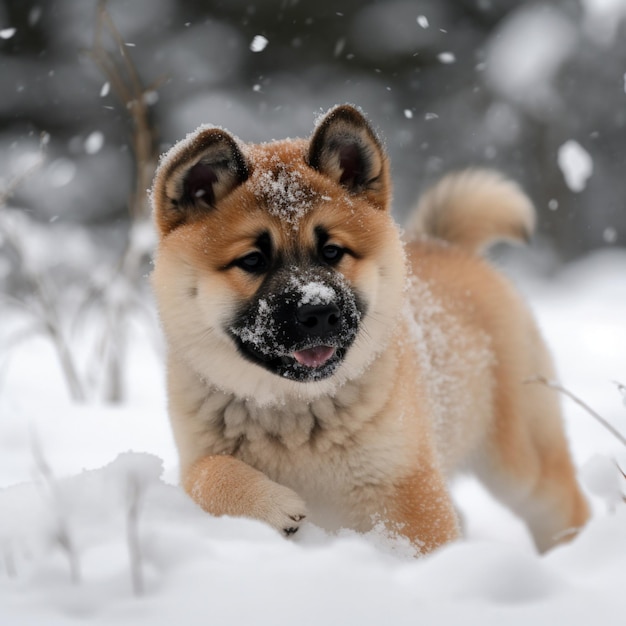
[244,139,327,229]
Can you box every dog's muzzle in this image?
[228,273,364,382]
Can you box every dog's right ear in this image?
[151,127,249,235]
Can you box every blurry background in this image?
[0,0,625,402]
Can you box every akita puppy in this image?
[151,105,589,553]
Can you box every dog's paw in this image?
[183,456,307,538]
[254,480,308,537]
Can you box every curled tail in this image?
[406,169,536,255]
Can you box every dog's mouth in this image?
[292,345,336,368]
[232,336,347,382]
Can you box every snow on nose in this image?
[298,281,336,306]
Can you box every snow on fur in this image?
[247,149,319,229]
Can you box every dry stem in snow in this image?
[73,0,164,402]
[527,375,626,447]
[527,375,626,503]
[126,474,145,596]
[31,433,81,585]
[0,136,87,402]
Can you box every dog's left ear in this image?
[308,105,391,210]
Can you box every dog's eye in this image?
[321,244,345,265]
[235,252,268,274]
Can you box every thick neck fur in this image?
[169,337,400,459]
[167,327,420,535]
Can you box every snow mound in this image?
[2,252,626,624]
[0,453,625,625]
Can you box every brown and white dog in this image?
[150,105,589,554]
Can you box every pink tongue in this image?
[293,346,335,368]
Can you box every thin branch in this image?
[32,273,86,402]
[126,475,145,596]
[31,433,81,585]
[526,376,626,448]
[87,0,162,222]
[81,0,163,402]
[0,140,87,402]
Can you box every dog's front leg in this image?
[182,455,307,536]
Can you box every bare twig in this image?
[88,0,162,222]
[79,0,163,402]
[2,245,86,401]
[126,475,145,596]
[2,1,164,405]
[31,433,81,585]
[526,375,626,448]
[0,137,87,402]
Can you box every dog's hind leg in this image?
[382,460,461,554]
[474,371,589,552]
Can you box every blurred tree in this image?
[0,0,624,264]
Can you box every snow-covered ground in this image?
[1,248,625,625]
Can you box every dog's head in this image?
[151,105,406,403]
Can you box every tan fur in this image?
[151,105,588,555]
[407,169,536,253]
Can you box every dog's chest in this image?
[237,423,400,532]
[207,389,405,512]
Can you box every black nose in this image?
[296,303,341,336]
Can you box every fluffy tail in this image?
[406,169,536,255]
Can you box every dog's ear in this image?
[151,127,249,234]
[308,105,390,210]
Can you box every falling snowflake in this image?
[603,227,617,244]
[85,131,104,155]
[250,35,268,52]
[438,52,456,64]
[557,140,593,192]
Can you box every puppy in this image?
[150,105,589,553]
